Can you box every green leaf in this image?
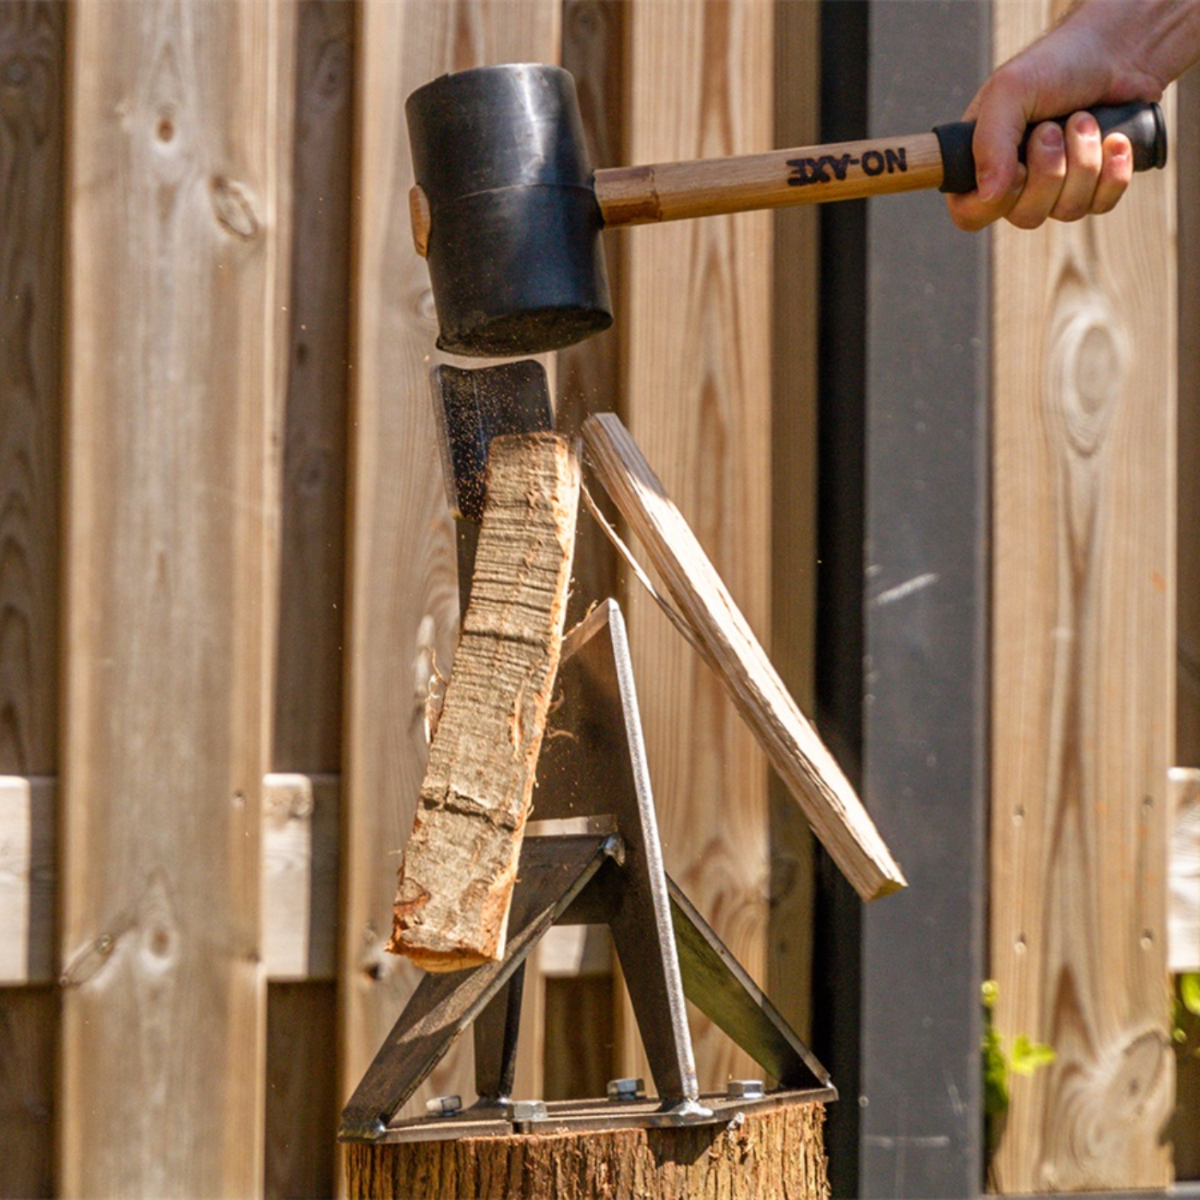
[1182,973,1200,1018]
[981,980,999,1010]
[1010,1034,1056,1076]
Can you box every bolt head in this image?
[506,1099,548,1122]
[726,1079,765,1100]
[424,1094,463,1116]
[606,1077,645,1102]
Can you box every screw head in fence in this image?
[425,1094,463,1116]
[606,1077,645,1102]
[725,1079,765,1100]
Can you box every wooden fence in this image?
[0,1,1194,1196]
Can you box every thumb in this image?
[969,85,1035,202]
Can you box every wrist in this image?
[1070,0,1200,95]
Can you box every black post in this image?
[814,2,991,1196]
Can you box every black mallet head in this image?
[406,63,613,358]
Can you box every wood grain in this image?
[617,0,774,1092]
[0,775,53,984]
[0,0,63,778]
[346,1099,829,1199]
[0,984,56,1197]
[4,771,339,986]
[273,0,352,776]
[263,6,353,1192]
[990,4,1176,1188]
[0,12,65,1177]
[1174,59,1200,1186]
[584,413,903,902]
[595,133,943,225]
[390,433,579,971]
[343,0,561,1122]
[264,981,339,1200]
[769,0,820,1044]
[59,3,295,1193]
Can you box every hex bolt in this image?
[425,1094,463,1117]
[506,1099,548,1122]
[726,1079,765,1100]
[606,1077,645,1102]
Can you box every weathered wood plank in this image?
[769,0,820,1045]
[0,984,56,1197]
[391,433,579,971]
[273,0,352,776]
[0,9,66,1186]
[0,0,63,777]
[343,0,560,1121]
[263,7,353,1193]
[990,4,1176,1188]
[59,3,295,1193]
[0,775,52,984]
[4,772,340,986]
[1169,768,1200,973]
[264,980,339,1200]
[584,413,905,903]
[1174,60,1200,1185]
[262,773,340,981]
[618,0,775,1092]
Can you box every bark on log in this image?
[345,1100,829,1198]
[389,432,580,971]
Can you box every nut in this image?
[606,1077,645,1102]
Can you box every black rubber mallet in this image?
[406,63,1167,358]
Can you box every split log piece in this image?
[389,432,580,970]
[582,412,904,902]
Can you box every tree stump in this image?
[344,1099,829,1198]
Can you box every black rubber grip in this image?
[933,101,1167,194]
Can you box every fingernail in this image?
[977,168,1003,203]
[1039,123,1064,152]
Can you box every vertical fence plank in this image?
[1175,62,1200,1185]
[0,3,66,1194]
[264,4,353,1194]
[342,0,561,1124]
[619,0,774,1089]
[59,3,295,1193]
[769,0,819,1048]
[990,3,1176,1190]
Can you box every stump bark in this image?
[345,1100,829,1198]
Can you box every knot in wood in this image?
[1046,295,1127,459]
[209,175,261,240]
[1044,1025,1172,1187]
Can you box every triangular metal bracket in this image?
[339,600,833,1143]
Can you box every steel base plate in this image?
[368,1085,837,1143]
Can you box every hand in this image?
[946,0,1200,231]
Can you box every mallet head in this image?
[406,63,613,358]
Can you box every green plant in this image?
[982,980,1056,1168]
[1175,972,1200,1050]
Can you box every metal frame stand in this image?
[339,599,834,1144]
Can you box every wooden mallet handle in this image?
[593,101,1166,226]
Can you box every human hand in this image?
[946,0,1200,231]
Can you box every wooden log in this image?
[583,413,905,902]
[345,1100,829,1199]
[389,433,580,972]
